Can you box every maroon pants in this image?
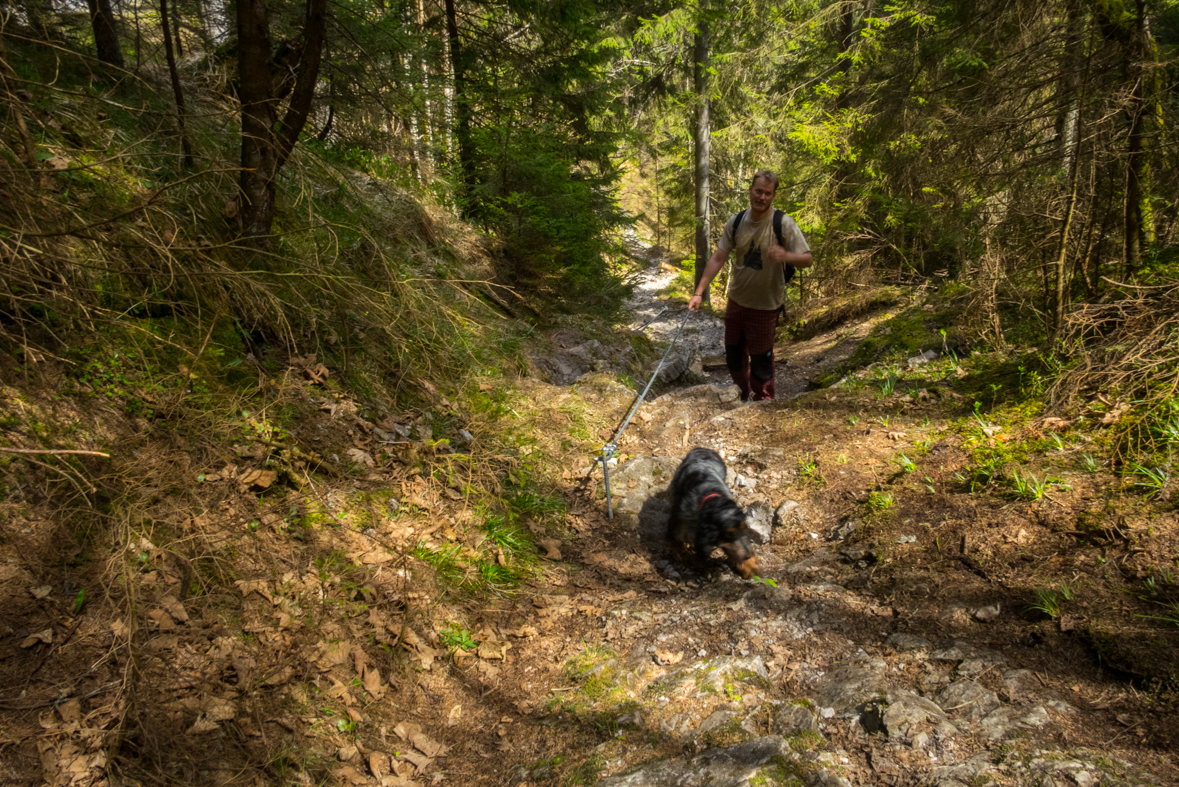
[724,300,777,401]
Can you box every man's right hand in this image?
[688,294,703,312]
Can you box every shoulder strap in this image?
[732,209,747,237]
[773,209,784,246]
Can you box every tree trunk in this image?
[160,0,194,167]
[444,0,475,210]
[237,0,277,242]
[86,0,125,68]
[1123,0,1154,273]
[692,16,711,304]
[236,0,328,245]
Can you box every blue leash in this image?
[599,309,694,518]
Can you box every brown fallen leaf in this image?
[477,639,511,660]
[223,199,238,219]
[653,649,683,666]
[362,665,384,698]
[410,731,449,758]
[239,468,278,489]
[538,538,562,560]
[346,448,374,467]
[30,585,51,599]
[887,431,908,441]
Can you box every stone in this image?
[814,660,887,716]
[973,604,1001,622]
[697,655,769,694]
[694,710,739,739]
[1001,669,1040,702]
[828,519,859,541]
[773,704,821,737]
[745,501,774,545]
[616,711,643,730]
[882,690,954,741]
[774,500,804,529]
[978,704,1049,740]
[887,633,931,652]
[598,735,791,787]
[935,680,1000,721]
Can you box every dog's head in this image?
[713,505,757,577]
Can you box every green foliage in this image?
[1009,470,1070,501]
[439,623,479,652]
[866,490,895,512]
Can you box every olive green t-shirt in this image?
[717,211,810,311]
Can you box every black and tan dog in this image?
[665,447,758,578]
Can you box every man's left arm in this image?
[765,220,813,268]
[767,248,812,268]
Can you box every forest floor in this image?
[2,256,1178,787]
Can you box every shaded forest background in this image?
[2,0,1179,782]
[3,0,1177,417]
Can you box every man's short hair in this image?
[749,170,780,192]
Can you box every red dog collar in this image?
[700,493,721,507]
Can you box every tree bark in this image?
[444,0,475,209]
[86,0,125,68]
[161,0,194,167]
[692,15,710,304]
[1123,0,1154,272]
[237,0,327,245]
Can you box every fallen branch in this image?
[0,447,111,458]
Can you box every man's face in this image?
[749,178,776,215]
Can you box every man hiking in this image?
[688,170,813,401]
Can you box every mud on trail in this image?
[1,262,1177,787]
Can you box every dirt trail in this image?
[472,263,1177,786]
[2,256,1175,787]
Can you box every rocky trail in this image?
[487,257,1177,786]
[4,254,1177,787]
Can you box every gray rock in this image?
[717,385,742,404]
[616,711,643,730]
[882,690,955,740]
[978,704,1049,740]
[814,661,887,716]
[935,680,1000,721]
[973,603,1001,622]
[697,655,769,693]
[932,753,999,785]
[887,633,931,652]
[608,455,679,517]
[774,500,804,529]
[773,704,821,737]
[745,501,774,545]
[828,519,859,541]
[807,772,853,787]
[597,735,791,787]
[694,709,739,739]
[1001,669,1041,702]
[651,350,690,384]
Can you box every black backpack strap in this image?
[774,210,797,286]
[731,209,747,239]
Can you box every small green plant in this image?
[1027,587,1061,619]
[848,414,860,426]
[797,453,823,485]
[879,369,898,397]
[1136,601,1179,628]
[752,576,778,588]
[898,454,916,474]
[1129,465,1169,499]
[1010,470,1070,501]
[867,491,895,512]
[439,623,478,652]
[1081,453,1100,474]
[73,588,86,615]
[878,415,891,427]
